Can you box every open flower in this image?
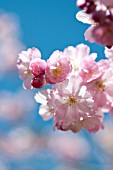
[64,44,91,72]
[45,50,72,84]
[79,55,102,83]
[87,68,113,109]
[52,75,94,131]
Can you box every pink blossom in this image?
[0,127,41,159]
[98,68,113,97]
[35,74,96,133]
[83,10,113,47]
[59,112,103,133]
[0,91,35,121]
[87,68,113,108]
[17,47,41,89]
[94,120,113,156]
[64,44,100,83]
[48,132,90,160]
[45,50,72,84]
[64,43,95,73]
[17,42,113,134]
[79,55,101,83]
[53,75,94,131]
[92,22,113,47]
[79,111,103,133]
[29,58,47,77]
[76,3,113,47]
[0,12,25,77]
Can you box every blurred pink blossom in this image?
[94,119,113,157]
[48,132,91,160]
[0,91,35,121]
[97,0,113,8]
[0,127,45,159]
[0,11,25,77]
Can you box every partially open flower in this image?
[17,47,42,89]
[29,58,47,77]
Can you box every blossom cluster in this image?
[76,0,113,47]
[17,44,113,133]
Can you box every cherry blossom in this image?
[16,42,113,133]
[17,47,42,89]
[94,120,113,156]
[90,21,113,47]
[0,11,25,77]
[48,132,90,160]
[58,112,103,133]
[63,44,96,73]
[35,75,96,133]
[16,0,113,134]
[76,0,113,47]
[45,50,72,84]
[29,58,47,77]
[0,91,35,121]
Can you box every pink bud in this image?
[31,76,46,88]
[29,58,47,77]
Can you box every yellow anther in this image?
[52,67,61,76]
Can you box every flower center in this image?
[52,66,61,76]
[96,80,105,91]
[83,69,93,78]
[24,69,31,75]
[67,95,76,106]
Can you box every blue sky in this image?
[0,0,104,60]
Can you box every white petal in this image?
[76,11,92,24]
[34,92,47,105]
[39,104,53,120]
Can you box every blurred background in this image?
[0,0,113,169]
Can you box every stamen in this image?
[96,80,105,91]
[52,67,61,76]
[24,69,31,74]
[67,95,77,106]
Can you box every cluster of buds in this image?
[17,44,113,133]
[76,0,113,47]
